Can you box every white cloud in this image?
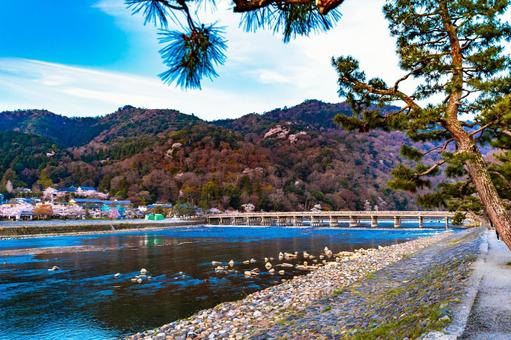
[0,1,433,119]
[2,0,505,120]
[0,58,318,119]
[254,70,294,84]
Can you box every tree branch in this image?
[233,0,273,12]
[469,120,499,137]
[349,78,422,112]
[416,160,446,177]
[489,171,511,190]
[315,0,346,14]
[423,138,454,156]
[232,0,346,14]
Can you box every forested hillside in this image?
[0,101,422,210]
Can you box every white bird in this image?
[114,273,121,278]
[278,270,285,275]
[249,258,257,264]
[278,252,284,261]
[228,259,235,267]
[140,268,148,275]
[211,261,222,266]
[269,268,275,275]
[265,262,272,270]
[48,266,60,271]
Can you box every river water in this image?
[0,224,450,339]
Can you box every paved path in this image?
[461,230,511,339]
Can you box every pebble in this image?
[126,233,450,340]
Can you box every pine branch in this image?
[489,171,511,190]
[233,0,346,14]
[416,160,446,177]
[345,77,422,112]
[423,138,454,156]
[392,66,428,91]
[469,120,498,137]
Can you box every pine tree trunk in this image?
[463,146,511,249]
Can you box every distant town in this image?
[0,185,183,221]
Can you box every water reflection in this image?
[0,226,448,339]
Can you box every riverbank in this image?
[0,218,205,238]
[128,228,481,339]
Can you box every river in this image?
[0,224,450,339]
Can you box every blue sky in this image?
[0,0,430,119]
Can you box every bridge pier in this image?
[349,216,358,227]
[207,211,458,229]
[371,216,378,228]
[312,216,322,227]
[394,216,401,228]
[329,216,338,227]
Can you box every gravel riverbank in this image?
[128,229,480,340]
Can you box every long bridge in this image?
[206,211,459,228]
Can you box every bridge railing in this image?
[207,210,456,219]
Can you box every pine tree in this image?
[333,0,511,248]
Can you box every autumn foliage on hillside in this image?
[0,101,417,211]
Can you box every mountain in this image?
[0,109,101,147]
[0,101,421,211]
[213,100,351,134]
[0,106,202,148]
[0,131,68,189]
[213,99,400,134]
